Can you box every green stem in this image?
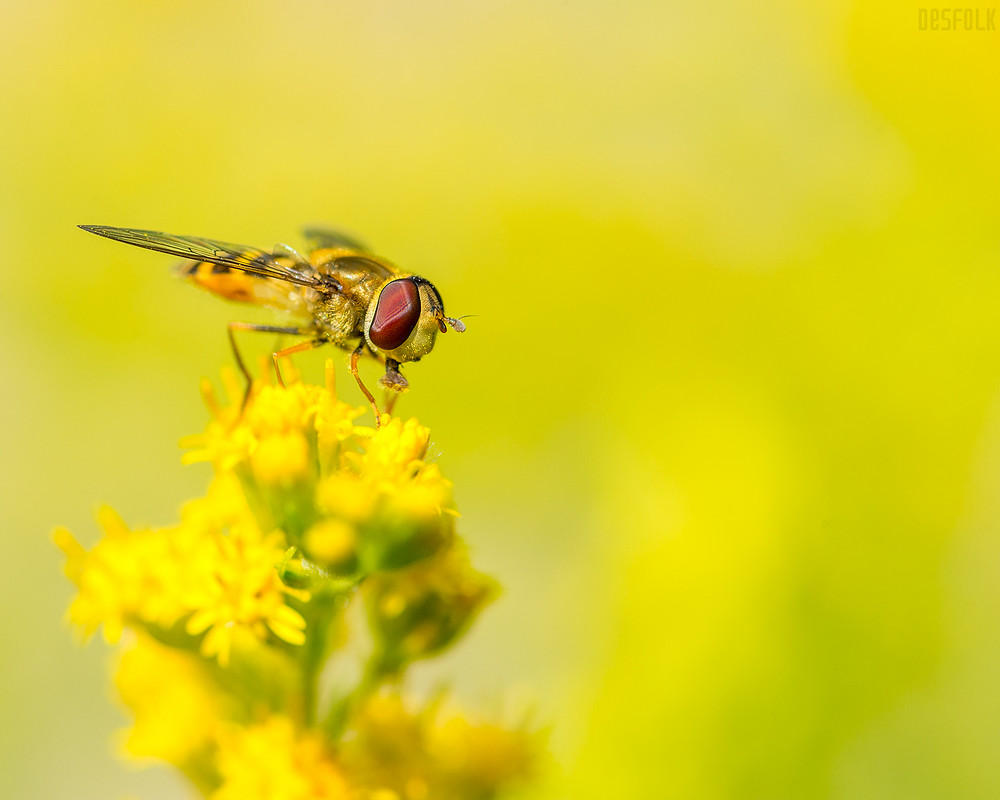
[300,590,341,726]
[322,646,395,739]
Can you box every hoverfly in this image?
[79,224,465,423]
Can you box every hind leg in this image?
[227,322,311,408]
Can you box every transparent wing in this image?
[301,225,369,252]
[79,225,320,287]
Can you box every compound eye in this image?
[369,279,421,351]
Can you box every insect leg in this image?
[350,342,382,427]
[272,338,324,388]
[227,322,311,408]
[379,358,409,391]
[378,357,409,417]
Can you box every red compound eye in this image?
[369,279,420,350]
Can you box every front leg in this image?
[379,358,409,417]
[350,341,382,426]
[378,358,409,392]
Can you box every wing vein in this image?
[79,225,320,287]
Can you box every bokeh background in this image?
[4,1,1000,797]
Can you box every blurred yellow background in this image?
[3,0,1000,797]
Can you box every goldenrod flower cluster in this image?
[56,366,537,799]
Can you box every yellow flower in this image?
[428,715,538,798]
[55,476,308,665]
[115,634,222,768]
[316,474,377,523]
[180,374,257,471]
[311,415,456,572]
[54,506,189,643]
[213,716,350,800]
[182,374,323,475]
[352,417,431,482]
[183,525,309,666]
[341,694,432,798]
[364,544,498,668]
[251,430,311,485]
[56,365,540,799]
[183,366,369,490]
[344,693,537,800]
[304,518,358,572]
[315,360,370,458]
